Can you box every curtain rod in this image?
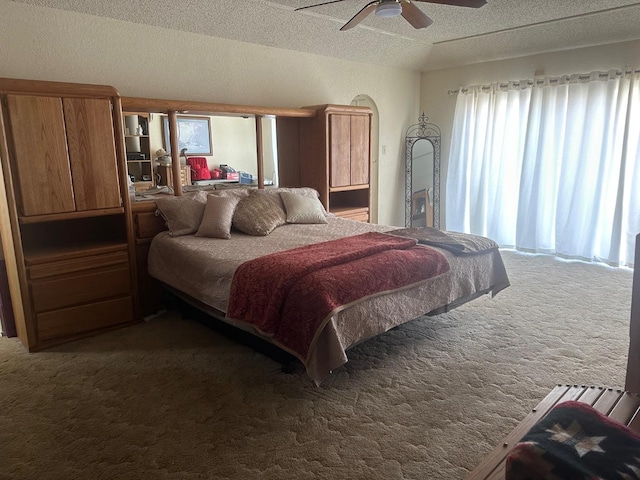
[448,67,640,95]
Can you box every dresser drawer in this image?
[335,209,369,222]
[135,211,166,240]
[37,296,134,342]
[28,251,129,280]
[30,264,131,313]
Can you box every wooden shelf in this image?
[330,206,369,215]
[329,184,369,193]
[124,112,154,186]
[23,241,128,266]
[122,96,318,118]
[19,207,125,225]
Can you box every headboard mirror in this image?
[405,113,441,229]
[146,112,279,186]
[120,97,318,195]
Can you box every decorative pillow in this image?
[195,195,240,239]
[154,190,208,236]
[280,191,328,224]
[232,190,286,236]
[212,188,252,201]
[267,186,320,198]
[267,187,328,215]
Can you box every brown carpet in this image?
[0,251,633,480]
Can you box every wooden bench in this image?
[467,233,640,479]
[465,384,640,479]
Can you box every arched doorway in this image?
[351,94,379,224]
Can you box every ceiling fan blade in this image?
[414,0,487,7]
[401,2,433,29]
[340,1,379,31]
[294,0,349,12]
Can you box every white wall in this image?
[0,0,421,226]
[420,39,640,228]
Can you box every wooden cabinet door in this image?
[6,95,75,216]
[349,114,369,186]
[329,113,370,188]
[63,98,121,211]
[329,114,351,188]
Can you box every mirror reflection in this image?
[125,112,278,193]
[260,116,278,187]
[405,114,440,229]
[410,139,434,228]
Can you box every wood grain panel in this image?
[275,117,301,187]
[592,387,625,414]
[349,114,369,186]
[37,295,134,342]
[121,96,317,118]
[27,250,128,279]
[608,391,640,424]
[0,77,118,98]
[63,97,121,211]
[333,207,369,222]
[135,242,164,316]
[0,101,32,346]
[30,264,131,312]
[5,95,75,216]
[298,113,329,208]
[329,114,351,188]
[135,211,166,240]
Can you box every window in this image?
[447,69,640,267]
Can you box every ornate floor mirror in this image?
[405,113,441,229]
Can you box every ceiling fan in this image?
[295,0,487,31]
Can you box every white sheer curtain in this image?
[447,69,640,267]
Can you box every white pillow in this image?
[267,187,328,215]
[280,192,327,224]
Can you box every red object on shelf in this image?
[225,172,239,181]
[186,157,211,181]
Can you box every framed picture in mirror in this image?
[163,115,213,156]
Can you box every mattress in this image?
[148,217,510,384]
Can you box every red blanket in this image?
[227,232,450,361]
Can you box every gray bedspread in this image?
[148,217,510,384]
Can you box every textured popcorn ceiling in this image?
[10,0,640,71]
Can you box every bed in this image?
[147,188,510,384]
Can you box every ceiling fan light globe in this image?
[375,2,402,17]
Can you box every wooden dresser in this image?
[0,78,138,350]
[130,200,166,316]
[298,105,372,222]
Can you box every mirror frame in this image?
[405,113,441,229]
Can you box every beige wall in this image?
[421,39,640,227]
[0,0,421,226]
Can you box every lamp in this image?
[375,1,402,17]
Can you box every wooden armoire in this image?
[0,78,137,351]
[298,104,372,222]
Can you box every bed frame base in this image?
[163,288,302,372]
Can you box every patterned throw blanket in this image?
[227,232,450,361]
[506,400,640,480]
[386,227,498,255]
